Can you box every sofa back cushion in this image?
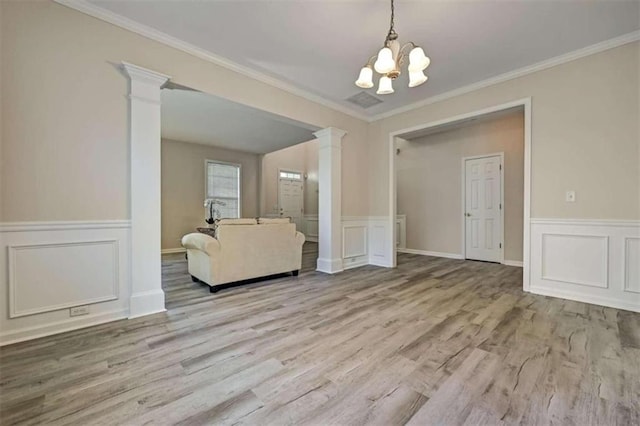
[215,218,257,225]
[257,217,290,224]
[216,222,298,273]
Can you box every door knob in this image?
[465,213,471,217]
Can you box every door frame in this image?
[277,168,304,218]
[461,152,505,264]
[388,97,531,291]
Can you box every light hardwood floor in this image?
[1,246,639,425]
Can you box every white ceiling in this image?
[161,88,317,154]
[89,0,639,118]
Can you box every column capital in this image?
[121,62,171,86]
[313,127,347,141]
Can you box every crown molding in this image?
[52,0,639,124]
[53,0,370,122]
[369,30,640,121]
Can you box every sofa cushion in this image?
[257,217,291,224]
[216,218,257,225]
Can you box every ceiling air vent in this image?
[345,91,383,109]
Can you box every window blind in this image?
[206,161,240,219]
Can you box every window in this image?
[279,170,302,180]
[206,160,240,219]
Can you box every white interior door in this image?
[464,155,502,262]
[278,172,304,231]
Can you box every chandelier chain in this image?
[390,0,395,32]
[387,0,397,42]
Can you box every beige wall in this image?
[0,1,370,222]
[260,140,319,216]
[397,112,524,261]
[2,1,637,228]
[370,42,640,221]
[161,139,259,250]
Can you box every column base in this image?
[129,289,166,319]
[316,257,344,274]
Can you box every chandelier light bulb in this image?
[408,47,430,72]
[376,76,394,95]
[355,66,374,88]
[408,70,428,88]
[374,47,396,74]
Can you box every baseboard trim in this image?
[369,257,394,268]
[503,260,524,267]
[161,247,186,254]
[343,259,369,271]
[397,248,464,260]
[316,257,344,274]
[128,290,166,319]
[529,286,640,314]
[0,309,128,347]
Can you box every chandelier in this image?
[355,0,431,94]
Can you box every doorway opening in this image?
[260,139,320,272]
[388,98,532,290]
[278,169,304,231]
[124,62,343,318]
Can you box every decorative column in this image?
[122,62,170,318]
[314,127,346,274]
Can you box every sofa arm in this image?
[295,231,306,247]
[181,233,221,255]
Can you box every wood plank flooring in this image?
[1,245,639,425]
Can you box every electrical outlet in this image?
[565,190,576,203]
[70,305,90,317]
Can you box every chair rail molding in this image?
[122,62,170,319]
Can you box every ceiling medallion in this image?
[355,0,431,94]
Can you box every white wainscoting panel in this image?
[343,226,367,258]
[396,215,406,249]
[530,219,640,313]
[369,217,393,267]
[341,218,369,270]
[541,234,608,288]
[304,214,319,243]
[625,237,640,293]
[9,240,120,317]
[0,221,131,345]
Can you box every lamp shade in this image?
[408,70,428,87]
[376,76,394,95]
[374,47,396,74]
[355,66,374,88]
[408,47,430,72]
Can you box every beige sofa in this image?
[181,218,305,292]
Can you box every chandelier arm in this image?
[399,41,418,55]
[398,42,421,67]
[364,54,378,68]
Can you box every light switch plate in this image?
[566,190,576,202]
